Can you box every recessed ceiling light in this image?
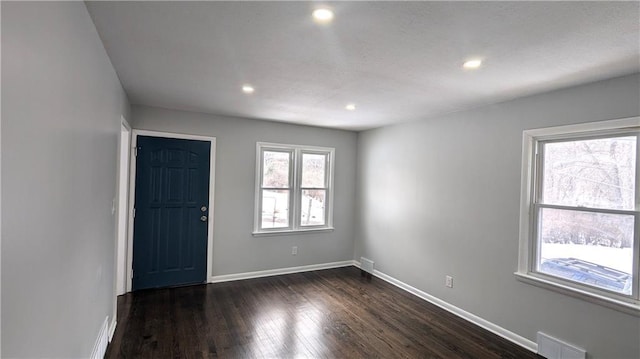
[312,8,334,23]
[463,59,483,69]
[345,103,356,111]
[242,85,255,94]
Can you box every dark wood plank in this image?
[106,266,541,359]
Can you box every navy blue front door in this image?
[132,136,211,290]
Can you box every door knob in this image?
[200,215,207,222]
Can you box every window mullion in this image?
[292,149,301,230]
[634,133,640,299]
[324,154,330,226]
[636,133,640,211]
[633,215,640,299]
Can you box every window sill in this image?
[514,272,639,316]
[252,227,335,237]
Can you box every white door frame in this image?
[126,129,217,292]
[115,119,131,296]
[111,116,131,338]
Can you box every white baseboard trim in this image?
[90,316,110,359]
[209,260,355,283]
[352,261,538,354]
[108,318,117,342]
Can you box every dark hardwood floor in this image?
[106,266,540,358]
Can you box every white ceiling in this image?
[86,1,639,131]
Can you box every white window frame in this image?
[516,117,640,316]
[253,142,335,235]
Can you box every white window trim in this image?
[516,116,640,316]
[253,142,335,235]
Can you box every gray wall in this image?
[355,73,640,359]
[132,105,357,276]
[2,2,130,357]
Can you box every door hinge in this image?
[134,146,139,157]
[130,270,134,279]
[133,208,136,218]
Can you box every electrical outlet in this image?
[292,246,298,255]
[445,275,453,288]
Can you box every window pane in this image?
[263,151,290,188]
[301,153,326,188]
[542,136,636,210]
[537,207,635,295]
[261,190,289,228]
[301,189,326,226]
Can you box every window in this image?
[254,142,334,234]
[517,118,640,314]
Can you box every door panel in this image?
[133,136,211,290]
